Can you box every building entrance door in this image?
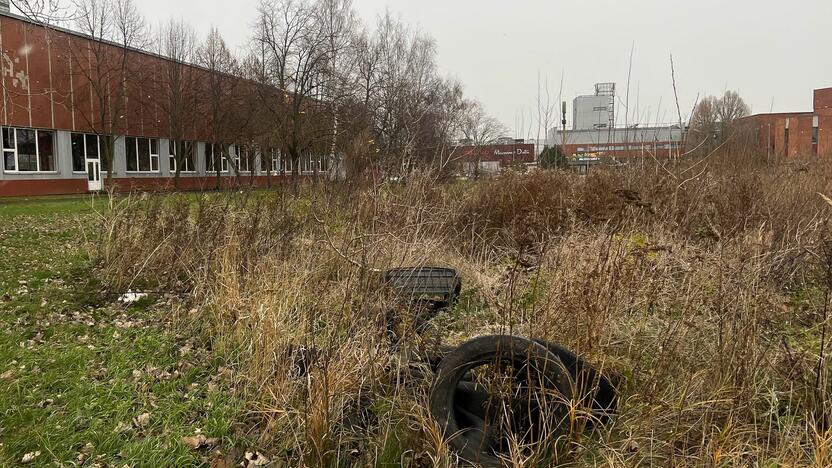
[86,159,102,191]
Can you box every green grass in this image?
[0,196,244,467]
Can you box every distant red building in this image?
[453,143,535,175]
[742,87,832,157]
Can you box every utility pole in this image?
[561,101,567,161]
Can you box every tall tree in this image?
[255,0,333,176]
[196,28,246,189]
[459,99,508,146]
[689,90,750,153]
[68,0,148,182]
[156,19,199,188]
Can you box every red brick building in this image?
[0,10,320,197]
[743,87,832,158]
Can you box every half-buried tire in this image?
[429,335,573,467]
[533,339,618,425]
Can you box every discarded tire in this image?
[429,335,573,467]
[533,340,618,424]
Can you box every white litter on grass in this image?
[118,290,148,304]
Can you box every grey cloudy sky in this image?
[135,0,831,137]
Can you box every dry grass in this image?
[95,151,832,466]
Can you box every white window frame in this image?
[2,127,57,173]
[270,148,280,173]
[318,155,330,172]
[71,133,101,173]
[169,140,196,173]
[236,145,251,173]
[205,143,229,173]
[301,154,314,173]
[125,136,160,173]
[283,154,293,173]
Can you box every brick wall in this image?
[820,115,832,156]
[814,88,832,116]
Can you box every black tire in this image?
[533,340,618,424]
[430,335,573,467]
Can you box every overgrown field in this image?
[8,152,832,467]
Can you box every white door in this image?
[86,159,102,191]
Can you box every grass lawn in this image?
[0,196,245,467]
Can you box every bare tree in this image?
[460,99,508,146]
[689,90,750,153]
[255,0,335,177]
[316,0,357,178]
[67,0,148,182]
[196,27,246,189]
[11,0,72,22]
[156,19,199,189]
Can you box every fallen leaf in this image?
[21,451,40,464]
[244,451,269,467]
[182,434,206,449]
[0,369,13,380]
[133,412,151,428]
[77,442,94,463]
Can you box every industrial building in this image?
[550,83,685,163]
[0,7,325,197]
[741,87,832,158]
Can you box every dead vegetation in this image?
[96,152,832,466]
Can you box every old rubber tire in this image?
[533,340,618,424]
[429,335,573,467]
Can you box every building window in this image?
[301,154,314,173]
[236,145,252,173]
[2,127,55,173]
[169,140,195,173]
[125,136,159,172]
[71,133,100,172]
[205,143,228,173]
[318,155,329,172]
[259,148,269,173]
[283,154,293,173]
[269,149,279,172]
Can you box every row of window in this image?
[2,126,331,174]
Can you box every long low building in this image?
[741,87,832,158]
[0,7,329,197]
[551,125,685,160]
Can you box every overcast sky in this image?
[105,0,832,137]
